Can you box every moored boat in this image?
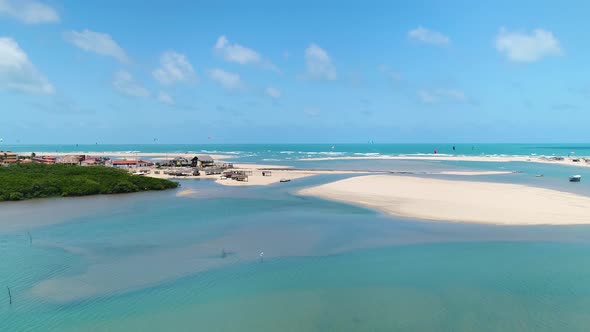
[569,175,582,182]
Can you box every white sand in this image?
[300,155,590,169]
[147,164,368,186]
[298,175,590,225]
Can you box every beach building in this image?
[170,157,191,167]
[57,155,84,165]
[32,156,57,164]
[0,151,18,164]
[191,155,215,168]
[112,160,154,168]
[80,156,109,166]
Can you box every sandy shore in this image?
[300,155,590,169]
[298,175,590,225]
[146,163,369,186]
[17,152,233,161]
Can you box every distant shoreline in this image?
[16,152,234,161]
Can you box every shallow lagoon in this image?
[2,160,590,331]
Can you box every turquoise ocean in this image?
[2,144,590,331]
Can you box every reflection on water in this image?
[1,161,590,331]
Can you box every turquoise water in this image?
[4,143,590,160]
[2,148,590,330]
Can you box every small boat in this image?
[569,175,582,182]
[132,171,145,176]
[279,178,291,183]
[535,174,544,177]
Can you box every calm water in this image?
[2,149,590,331]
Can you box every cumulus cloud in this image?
[495,28,562,62]
[265,86,281,99]
[158,91,174,105]
[418,88,467,104]
[209,68,242,90]
[214,35,278,72]
[408,27,450,45]
[64,30,130,63]
[0,37,54,94]
[0,0,59,24]
[112,70,149,97]
[153,51,196,85]
[304,43,337,80]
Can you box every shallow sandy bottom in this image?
[437,170,513,176]
[298,175,590,225]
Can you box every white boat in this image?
[569,175,582,182]
[279,178,291,183]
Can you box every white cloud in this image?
[64,30,129,63]
[214,35,278,72]
[495,28,562,62]
[153,51,196,85]
[408,27,450,45]
[215,35,260,64]
[0,37,54,94]
[209,68,242,90]
[418,89,467,104]
[112,70,149,97]
[304,43,337,80]
[0,0,59,24]
[265,87,281,99]
[158,91,174,105]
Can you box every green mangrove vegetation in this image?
[0,164,178,201]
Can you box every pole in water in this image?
[27,231,32,245]
[221,248,227,259]
[7,287,11,305]
[259,251,264,263]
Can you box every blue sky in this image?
[1,0,589,144]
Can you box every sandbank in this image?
[147,164,368,186]
[300,155,590,169]
[298,175,590,225]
